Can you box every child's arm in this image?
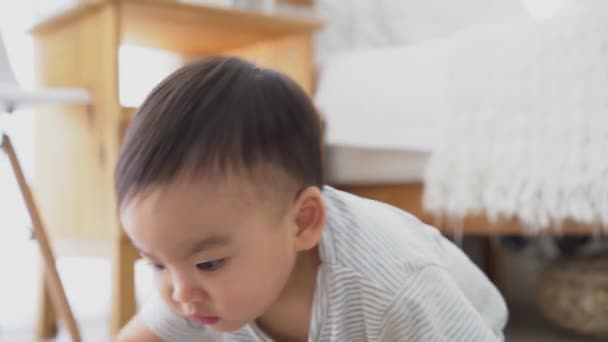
[115,314,163,342]
[379,265,506,342]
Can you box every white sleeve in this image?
[437,235,508,335]
[379,266,506,342]
[140,292,220,341]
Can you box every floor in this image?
[506,308,601,342]
[0,230,153,342]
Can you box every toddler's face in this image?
[120,175,300,332]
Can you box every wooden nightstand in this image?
[30,0,322,338]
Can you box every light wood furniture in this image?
[1,32,92,341]
[30,0,322,338]
[2,134,82,342]
[334,182,602,283]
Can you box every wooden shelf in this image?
[31,0,323,54]
[32,0,322,333]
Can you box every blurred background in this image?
[0,0,607,341]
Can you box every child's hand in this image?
[115,314,163,342]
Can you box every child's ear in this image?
[293,186,326,252]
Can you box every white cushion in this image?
[315,0,527,65]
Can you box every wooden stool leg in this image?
[110,236,139,337]
[36,269,58,340]
[2,134,81,342]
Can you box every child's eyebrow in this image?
[186,235,231,258]
[132,243,159,261]
[129,235,231,261]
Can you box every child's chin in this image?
[208,319,248,333]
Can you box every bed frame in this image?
[335,182,599,236]
[334,182,601,282]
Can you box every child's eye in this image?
[144,260,165,271]
[196,259,225,272]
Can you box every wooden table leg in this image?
[110,236,139,337]
[36,269,58,340]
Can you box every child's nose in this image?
[171,276,206,305]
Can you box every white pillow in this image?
[315,0,527,65]
[379,0,527,43]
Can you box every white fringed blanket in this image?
[423,4,608,232]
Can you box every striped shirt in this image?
[141,186,508,341]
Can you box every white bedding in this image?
[423,3,608,229]
[314,1,608,230]
[314,0,526,66]
[314,1,527,185]
[315,39,450,153]
[316,37,452,185]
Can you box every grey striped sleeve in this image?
[379,265,504,342]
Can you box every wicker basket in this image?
[538,254,608,338]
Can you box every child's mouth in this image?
[192,315,220,325]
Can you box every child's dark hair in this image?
[115,56,323,207]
